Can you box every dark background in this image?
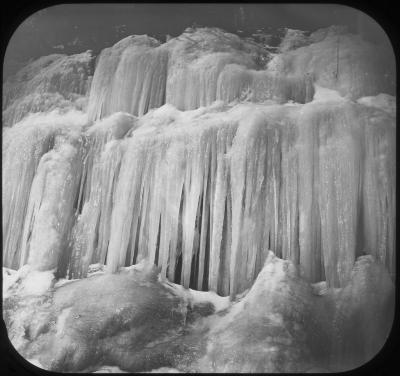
[2,3,394,78]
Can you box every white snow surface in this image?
[93,366,128,373]
[357,93,396,115]
[3,265,55,299]
[312,84,347,102]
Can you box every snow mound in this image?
[198,252,394,372]
[357,93,396,115]
[312,84,347,102]
[3,265,55,299]
[93,365,128,373]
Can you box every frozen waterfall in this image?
[2,27,395,297]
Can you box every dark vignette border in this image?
[0,1,398,375]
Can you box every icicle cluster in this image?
[2,27,395,296]
[87,27,394,122]
[77,100,396,295]
[87,28,318,121]
[5,98,394,296]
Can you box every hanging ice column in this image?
[68,112,136,279]
[2,111,88,271]
[20,136,83,272]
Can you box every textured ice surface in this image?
[357,93,396,115]
[3,252,394,372]
[3,52,93,127]
[4,263,189,372]
[197,252,394,372]
[268,25,395,100]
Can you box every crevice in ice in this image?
[174,252,183,286]
[154,215,162,267]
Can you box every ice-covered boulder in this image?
[4,252,393,372]
[3,263,189,372]
[196,252,394,372]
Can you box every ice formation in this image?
[3,52,93,127]
[2,110,88,270]
[87,27,316,121]
[87,36,167,120]
[2,27,396,300]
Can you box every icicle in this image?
[361,105,396,278]
[180,138,204,288]
[317,102,362,287]
[2,111,87,270]
[297,107,322,282]
[68,112,135,278]
[20,136,83,271]
[2,126,55,269]
[208,127,232,292]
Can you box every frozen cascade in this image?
[87,28,317,121]
[2,26,395,297]
[87,27,393,122]
[7,98,391,296]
